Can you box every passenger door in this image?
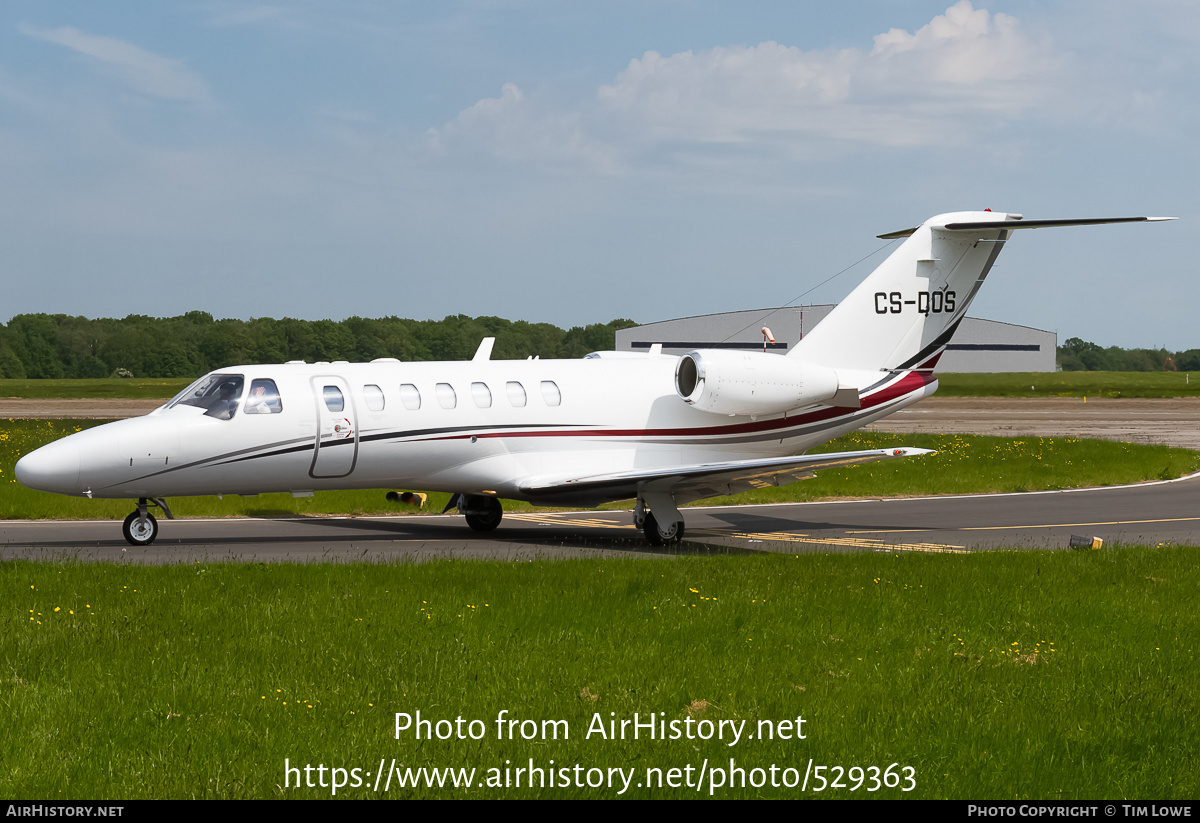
[310,376,358,478]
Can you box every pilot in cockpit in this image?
[213,382,240,420]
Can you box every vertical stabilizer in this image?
[790,211,1173,378]
[789,211,1014,374]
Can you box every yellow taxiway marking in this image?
[730,531,967,554]
[505,514,636,530]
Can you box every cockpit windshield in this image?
[167,373,245,419]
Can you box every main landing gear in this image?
[121,498,173,546]
[443,491,685,544]
[446,493,504,532]
[635,493,685,546]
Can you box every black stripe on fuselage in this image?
[100,372,929,489]
[100,423,593,488]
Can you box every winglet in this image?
[877,226,918,240]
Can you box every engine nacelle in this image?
[674,349,844,416]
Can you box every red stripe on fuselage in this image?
[420,370,933,444]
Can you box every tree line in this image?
[0,314,1189,378]
[1057,337,1200,372]
[0,312,638,379]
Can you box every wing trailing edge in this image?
[517,447,934,507]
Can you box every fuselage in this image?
[16,352,935,506]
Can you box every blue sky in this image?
[1,1,1195,348]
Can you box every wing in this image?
[516,447,933,507]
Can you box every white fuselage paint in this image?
[19,355,931,504]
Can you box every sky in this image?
[1,1,1196,349]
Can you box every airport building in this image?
[615,306,1056,372]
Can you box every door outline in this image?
[309,376,359,479]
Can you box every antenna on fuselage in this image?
[473,337,495,361]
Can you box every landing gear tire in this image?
[122,511,159,546]
[642,512,684,546]
[463,496,503,532]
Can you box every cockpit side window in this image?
[167,373,244,420]
[244,378,283,414]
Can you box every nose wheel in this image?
[122,511,158,545]
[446,493,504,532]
[121,498,173,546]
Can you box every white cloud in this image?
[430,82,619,172]
[599,1,1060,149]
[864,1,1060,108]
[20,24,213,105]
[437,2,1066,168]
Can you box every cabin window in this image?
[540,380,561,407]
[244,378,282,414]
[323,385,345,412]
[399,383,421,410]
[363,384,385,412]
[506,381,527,407]
[167,373,244,420]
[471,382,492,408]
[436,383,457,409]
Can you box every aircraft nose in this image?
[16,440,81,495]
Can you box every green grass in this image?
[699,430,1200,506]
[0,378,190,400]
[3,549,1197,798]
[3,421,1198,520]
[936,371,1200,398]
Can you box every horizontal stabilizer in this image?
[518,447,933,506]
[943,216,1176,231]
[879,215,1175,239]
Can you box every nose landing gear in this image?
[446,493,504,532]
[121,498,173,546]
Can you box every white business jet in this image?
[16,211,1173,546]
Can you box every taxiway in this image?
[3,472,1197,563]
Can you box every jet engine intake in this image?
[675,349,843,416]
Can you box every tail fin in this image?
[790,211,1173,376]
